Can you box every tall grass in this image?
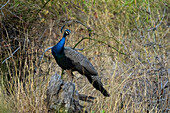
[0,0,169,112]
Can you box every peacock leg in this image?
[66,69,74,82]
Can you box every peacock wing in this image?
[64,47,98,75]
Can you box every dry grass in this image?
[0,0,169,113]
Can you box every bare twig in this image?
[0,0,10,16]
[38,46,53,64]
[148,7,166,32]
[73,37,127,55]
[60,20,92,36]
[0,0,10,10]
[35,0,50,18]
[1,47,20,64]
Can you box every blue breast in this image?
[52,37,65,57]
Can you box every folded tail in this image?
[86,75,110,97]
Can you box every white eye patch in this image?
[65,31,69,34]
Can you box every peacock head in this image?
[63,29,71,37]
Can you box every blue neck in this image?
[52,37,65,56]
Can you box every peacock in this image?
[51,29,110,97]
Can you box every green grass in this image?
[0,0,169,112]
[0,89,11,113]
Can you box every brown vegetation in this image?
[0,0,169,112]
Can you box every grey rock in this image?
[45,73,95,113]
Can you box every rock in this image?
[45,73,95,113]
